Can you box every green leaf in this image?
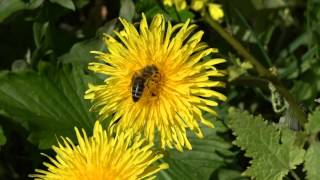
[59,19,117,66]
[0,0,24,22]
[304,142,320,180]
[33,22,49,48]
[214,169,248,180]
[73,0,89,9]
[0,65,97,149]
[0,125,7,146]
[228,108,305,180]
[305,110,320,135]
[158,121,236,180]
[227,57,253,81]
[0,0,44,22]
[177,9,195,22]
[135,0,163,18]
[49,0,76,11]
[278,58,299,79]
[163,6,194,22]
[278,33,309,60]
[119,0,135,22]
[301,46,318,73]
[58,38,104,66]
[290,80,316,101]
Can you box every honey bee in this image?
[131,64,161,102]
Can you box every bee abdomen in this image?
[132,76,145,102]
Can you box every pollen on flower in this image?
[29,121,168,180]
[85,13,226,151]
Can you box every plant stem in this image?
[203,14,307,125]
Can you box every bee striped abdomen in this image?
[131,76,145,102]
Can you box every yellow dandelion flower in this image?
[163,0,187,11]
[30,121,168,180]
[85,14,226,151]
[191,0,207,11]
[208,3,224,21]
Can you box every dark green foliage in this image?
[0,126,6,146]
[158,120,241,180]
[0,65,97,149]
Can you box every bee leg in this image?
[110,119,120,128]
[110,114,121,127]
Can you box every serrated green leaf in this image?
[228,108,305,180]
[0,126,7,146]
[50,0,75,11]
[304,142,320,180]
[119,0,135,22]
[0,65,97,149]
[305,110,320,135]
[157,121,235,180]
